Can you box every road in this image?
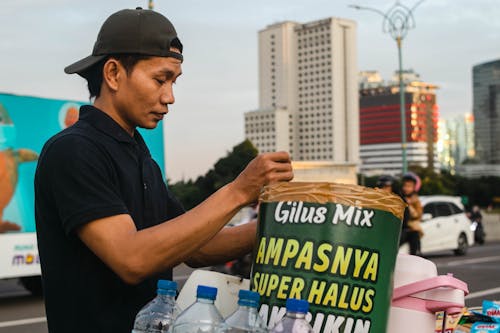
[1,242,500,332]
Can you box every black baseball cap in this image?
[64,7,183,76]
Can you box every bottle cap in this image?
[197,285,218,300]
[238,290,260,307]
[286,298,309,314]
[157,279,177,296]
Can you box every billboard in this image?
[0,93,165,278]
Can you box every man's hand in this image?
[229,152,293,206]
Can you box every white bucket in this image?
[387,254,468,333]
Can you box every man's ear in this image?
[102,58,123,92]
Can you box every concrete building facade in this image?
[437,113,475,174]
[244,17,359,171]
[358,73,440,175]
[472,59,500,164]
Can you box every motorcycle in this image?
[470,219,485,245]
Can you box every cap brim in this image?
[64,54,107,75]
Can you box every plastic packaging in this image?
[270,299,313,333]
[471,322,500,333]
[172,285,224,333]
[483,301,500,323]
[132,279,179,333]
[219,290,267,333]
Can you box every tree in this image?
[169,140,258,210]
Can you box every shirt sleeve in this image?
[42,134,129,235]
[166,189,185,220]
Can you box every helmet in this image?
[402,172,421,192]
[376,175,394,188]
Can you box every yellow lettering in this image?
[295,241,313,270]
[257,273,269,295]
[338,284,350,309]
[265,237,284,265]
[266,274,280,297]
[308,280,326,305]
[362,289,375,313]
[322,282,339,307]
[277,276,292,300]
[255,237,266,264]
[289,277,305,299]
[349,287,365,311]
[313,243,332,273]
[331,246,352,276]
[252,272,260,292]
[363,253,379,281]
[352,249,369,278]
[280,239,300,267]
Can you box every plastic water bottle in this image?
[132,279,179,333]
[219,290,267,333]
[172,285,224,333]
[270,299,313,333]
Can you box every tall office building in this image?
[472,59,500,164]
[437,113,475,174]
[359,71,439,175]
[244,17,359,166]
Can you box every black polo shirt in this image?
[35,105,184,333]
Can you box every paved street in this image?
[1,242,500,332]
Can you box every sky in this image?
[1,0,499,181]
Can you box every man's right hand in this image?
[229,152,293,206]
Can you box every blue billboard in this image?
[0,92,166,234]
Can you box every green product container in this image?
[250,182,406,333]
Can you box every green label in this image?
[250,201,402,333]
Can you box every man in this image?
[376,175,418,254]
[375,175,395,193]
[34,8,293,333]
[400,173,423,255]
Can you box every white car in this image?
[399,195,474,256]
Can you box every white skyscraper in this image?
[245,17,359,166]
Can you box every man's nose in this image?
[160,84,175,106]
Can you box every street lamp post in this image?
[350,0,425,175]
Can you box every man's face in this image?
[380,185,392,193]
[114,53,182,130]
[402,180,415,196]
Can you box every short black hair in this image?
[82,54,152,99]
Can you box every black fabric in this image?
[35,105,185,333]
[64,8,183,75]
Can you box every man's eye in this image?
[155,78,166,85]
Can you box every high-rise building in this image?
[472,59,500,164]
[244,17,359,166]
[437,113,475,173]
[359,71,439,175]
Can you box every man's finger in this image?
[267,171,294,184]
[265,151,291,163]
[269,161,293,173]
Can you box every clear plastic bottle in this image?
[269,299,313,333]
[220,290,267,333]
[172,285,224,333]
[132,279,180,333]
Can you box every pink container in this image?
[388,254,469,333]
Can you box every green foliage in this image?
[169,140,258,210]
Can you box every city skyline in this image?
[1,0,499,181]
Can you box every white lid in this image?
[393,254,437,288]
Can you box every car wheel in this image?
[454,233,468,256]
[20,276,43,296]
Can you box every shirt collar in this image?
[78,105,144,146]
